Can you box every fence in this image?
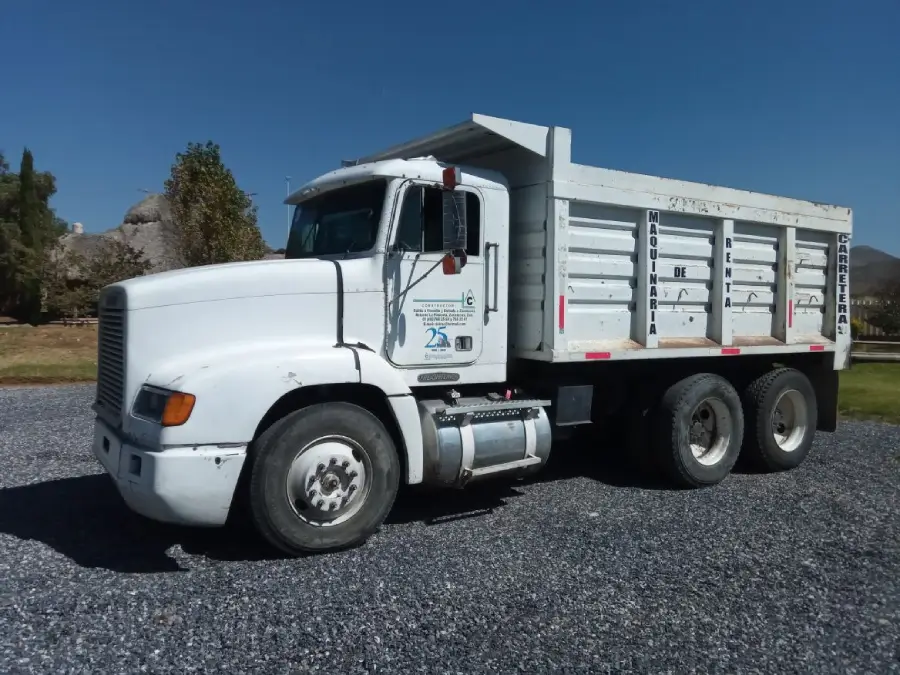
[849,297,900,362]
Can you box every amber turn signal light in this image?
[161,392,196,427]
[442,251,466,275]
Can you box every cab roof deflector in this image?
[354,113,555,165]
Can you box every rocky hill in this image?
[60,194,182,273]
[60,193,283,272]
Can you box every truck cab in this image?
[92,114,850,556]
[92,151,539,554]
[282,157,510,385]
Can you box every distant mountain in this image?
[851,245,900,296]
[851,245,897,267]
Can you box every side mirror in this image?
[441,189,467,275]
[441,190,467,251]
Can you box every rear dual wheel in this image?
[741,368,817,471]
[653,373,744,487]
[652,368,816,488]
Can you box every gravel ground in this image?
[0,384,898,674]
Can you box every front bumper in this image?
[92,418,247,527]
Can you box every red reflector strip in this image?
[721,348,741,355]
[585,352,611,360]
[788,299,793,328]
[558,295,565,331]
[810,345,825,351]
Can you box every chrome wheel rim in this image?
[771,389,808,453]
[286,435,371,527]
[688,398,733,466]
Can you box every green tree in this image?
[16,149,45,321]
[869,279,900,336]
[83,237,153,292]
[42,241,91,319]
[163,141,265,266]
[0,149,68,321]
[0,152,16,215]
[43,236,152,319]
[0,152,23,314]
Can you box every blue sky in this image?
[3,0,899,253]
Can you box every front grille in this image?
[96,288,127,419]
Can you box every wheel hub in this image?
[286,437,369,526]
[321,472,341,494]
[770,389,808,452]
[688,398,732,467]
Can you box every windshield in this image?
[285,179,387,259]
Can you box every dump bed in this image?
[359,114,853,369]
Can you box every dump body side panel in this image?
[508,174,852,369]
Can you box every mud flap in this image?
[811,366,839,432]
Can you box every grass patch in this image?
[839,362,900,424]
[0,325,98,385]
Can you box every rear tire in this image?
[249,402,400,556]
[653,373,744,488]
[741,368,817,472]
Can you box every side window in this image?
[396,187,423,251]
[422,187,444,252]
[395,184,482,256]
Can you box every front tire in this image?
[741,368,817,472]
[653,373,744,488]
[249,402,400,556]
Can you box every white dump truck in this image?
[92,114,853,555]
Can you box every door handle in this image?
[485,242,499,313]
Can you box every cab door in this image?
[384,181,484,368]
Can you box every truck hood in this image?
[113,258,357,311]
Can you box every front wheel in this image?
[249,402,400,555]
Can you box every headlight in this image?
[133,386,196,427]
